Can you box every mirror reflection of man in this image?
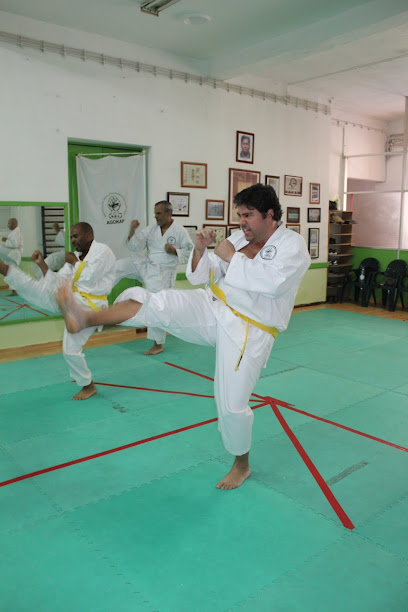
[239,135,251,160]
[0,222,116,401]
[114,201,193,355]
[0,218,24,266]
[33,222,66,278]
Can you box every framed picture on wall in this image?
[167,192,190,216]
[309,182,320,204]
[206,199,225,220]
[227,225,240,236]
[286,223,301,233]
[286,207,300,223]
[265,175,280,196]
[183,225,197,243]
[203,224,227,248]
[228,168,261,224]
[308,227,319,258]
[180,162,207,188]
[236,131,254,164]
[308,207,321,223]
[284,175,303,196]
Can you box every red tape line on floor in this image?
[266,397,355,530]
[94,381,214,399]
[0,304,24,321]
[0,402,267,489]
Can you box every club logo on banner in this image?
[102,193,128,224]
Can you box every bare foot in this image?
[144,343,164,355]
[72,382,97,400]
[57,282,88,333]
[216,454,251,490]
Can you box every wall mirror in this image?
[0,202,67,325]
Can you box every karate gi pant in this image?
[115,286,274,456]
[0,244,21,266]
[115,257,177,346]
[5,266,97,388]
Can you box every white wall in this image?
[0,13,332,273]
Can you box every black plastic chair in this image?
[340,258,380,307]
[394,271,408,310]
[367,259,408,311]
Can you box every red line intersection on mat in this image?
[2,360,407,531]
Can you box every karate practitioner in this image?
[34,222,66,277]
[0,218,24,266]
[0,222,116,400]
[57,184,310,487]
[115,201,193,355]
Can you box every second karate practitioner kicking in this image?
[0,222,116,400]
[57,184,310,487]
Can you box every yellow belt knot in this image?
[210,269,278,370]
[71,260,107,312]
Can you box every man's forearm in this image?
[37,261,49,277]
[191,247,205,272]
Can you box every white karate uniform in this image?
[115,224,311,455]
[115,221,193,345]
[0,227,24,266]
[5,240,116,388]
[45,229,66,271]
[33,230,66,278]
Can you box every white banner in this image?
[77,154,146,259]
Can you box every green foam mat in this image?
[1,308,408,610]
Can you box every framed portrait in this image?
[227,225,240,236]
[308,227,320,258]
[183,225,197,243]
[203,224,227,248]
[206,199,225,220]
[167,192,190,216]
[308,207,321,223]
[180,162,207,189]
[309,182,320,204]
[265,175,280,196]
[284,175,303,196]
[286,223,301,234]
[286,207,300,223]
[228,168,261,224]
[236,131,254,164]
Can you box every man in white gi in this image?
[0,218,24,266]
[0,222,116,400]
[57,184,310,487]
[115,200,193,355]
[34,222,66,277]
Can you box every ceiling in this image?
[1,0,408,122]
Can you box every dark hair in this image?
[155,200,172,213]
[233,183,282,221]
[73,222,94,236]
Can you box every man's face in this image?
[236,205,273,243]
[70,226,92,252]
[154,204,171,227]
[7,219,16,230]
[241,138,250,154]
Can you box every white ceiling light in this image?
[140,0,182,17]
[183,14,211,26]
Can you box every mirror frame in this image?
[0,201,68,326]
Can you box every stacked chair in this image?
[340,258,380,307]
[366,259,408,311]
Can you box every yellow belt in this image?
[210,269,278,370]
[72,261,107,312]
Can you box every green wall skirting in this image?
[352,247,408,269]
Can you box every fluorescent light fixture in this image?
[140,0,182,16]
